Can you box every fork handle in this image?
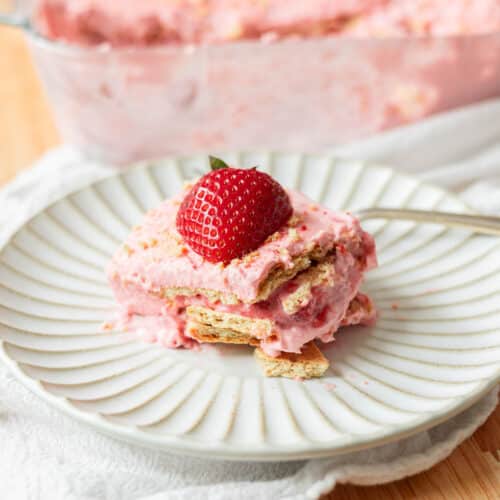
[355,208,500,236]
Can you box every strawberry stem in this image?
[209,156,229,171]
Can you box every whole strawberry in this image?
[176,157,293,263]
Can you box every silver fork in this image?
[355,208,500,236]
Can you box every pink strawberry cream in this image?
[107,189,376,355]
[36,0,500,46]
[35,0,382,46]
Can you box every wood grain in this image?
[0,27,59,184]
[0,25,499,500]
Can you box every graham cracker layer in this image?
[161,286,239,305]
[158,244,330,306]
[187,322,329,378]
[254,342,329,379]
[186,321,260,346]
[186,255,336,344]
[280,255,335,314]
[254,243,331,303]
[187,306,274,340]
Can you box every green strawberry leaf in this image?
[209,156,230,171]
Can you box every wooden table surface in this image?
[1,26,499,500]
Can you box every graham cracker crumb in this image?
[100,321,114,331]
[265,231,282,243]
[242,250,261,265]
[123,244,134,256]
[287,213,303,227]
[279,248,290,259]
[288,228,301,242]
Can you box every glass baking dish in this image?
[3,4,500,164]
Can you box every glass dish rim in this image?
[24,24,500,57]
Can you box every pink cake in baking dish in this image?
[28,1,500,164]
[36,0,500,46]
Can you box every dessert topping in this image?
[176,157,293,263]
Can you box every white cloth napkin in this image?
[1,98,500,500]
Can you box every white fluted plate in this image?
[0,152,499,461]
